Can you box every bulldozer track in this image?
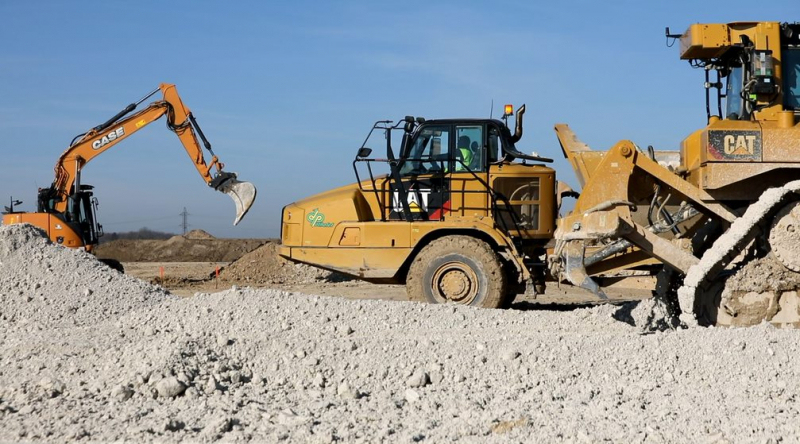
[678,180,800,326]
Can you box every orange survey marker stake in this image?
[215,266,220,289]
[159,266,164,282]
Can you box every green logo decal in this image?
[307,208,334,227]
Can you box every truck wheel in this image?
[407,236,507,308]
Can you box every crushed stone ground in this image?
[2,224,800,442]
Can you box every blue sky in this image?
[0,1,794,238]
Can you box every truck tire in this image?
[407,236,507,308]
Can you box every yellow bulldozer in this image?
[552,21,800,327]
[281,21,800,328]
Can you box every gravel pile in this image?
[221,242,347,285]
[1,224,799,442]
[0,224,169,328]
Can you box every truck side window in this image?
[454,125,484,172]
[784,48,799,110]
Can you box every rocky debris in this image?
[724,255,800,294]
[500,348,521,361]
[611,299,676,331]
[1,223,800,442]
[406,368,430,388]
[111,384,134,402]
[336,382,360,400]
[155,377,186,398]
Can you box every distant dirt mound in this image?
[96,236,269,262]
[183,229,215,240]
[221,243,346,285]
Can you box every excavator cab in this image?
[66,186,103,247]
[23,184,104,250]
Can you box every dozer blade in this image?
[217,178,257,225]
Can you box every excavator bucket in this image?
[217,178,257,225]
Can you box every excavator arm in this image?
[41,83,256,225]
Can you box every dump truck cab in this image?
[280,107,557,307]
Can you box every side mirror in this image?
[357,147,373,158]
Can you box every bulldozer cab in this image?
[677,22,800,123]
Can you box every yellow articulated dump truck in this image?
[552,22,800,327]
[280,106,564,308]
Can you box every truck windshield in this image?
[726,66,743,119]
[399,125,450,176]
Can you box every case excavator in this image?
[2,83,257,266]
[551,22,800,327]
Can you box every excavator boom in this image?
[45,83,256,226]
[4,83,256,253]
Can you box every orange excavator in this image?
[3,83,257,258]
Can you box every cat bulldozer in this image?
[3,83,257,268]
[280,106,565,308]
[551,21,800,327]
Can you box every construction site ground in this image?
[5,226,798,443]
[105,230,650,304]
